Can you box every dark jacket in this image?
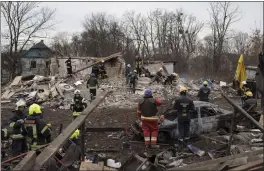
[197,86,211,102]
[24,115,52,145]
[242,98,257,111]
[138,96,161,118]
[65,59,72,68]
[87,77,98,89]
[173,95,195,121]
[71,96,88,112]
[92,66,99,77]
[125,67,131,76]
[128,72,138,83]
[156,71,163,77]
[9,110,27,140]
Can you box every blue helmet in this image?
[91,73,95,77]
[144,89,152,96]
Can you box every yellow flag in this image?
[235,54,247,89]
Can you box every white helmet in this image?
[172,73,177,76]
[74,90,81,95]
[242,81,247,85]
[159,68,163,71]
[134,70,137,73]
[127,64,131,67]
[16,99,26,110]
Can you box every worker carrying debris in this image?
[242,91,257,112]
[8,99,28,156]
[197,81,211,102]
[128,70,138,93]
[125,64,132,84]
[87,73,99,101]
[98,60,108,79]
[164,73,179,85]
[24,104,52,150]
[71,90,88,119]
[135,55,143,76]
[173,86,195,142]
[137,89,162,148]
[65,57,73,76]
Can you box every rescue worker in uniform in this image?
[135,55,143,76]
[24,104,52,150]
[125,64,132,84]
[242,91,257,112]
[173,87,195,141]
[137,89,162,148]
[91,65,99,78]
[87,73,99,100]
[164,73,179,85]
[71,90,88,119]
[241,81,251,104]
[65,57,73,76]
[9,99,28,156]
[128,70,138,93]
[197,81,211,102]
[150,68,164,84]
[98,60,108,79]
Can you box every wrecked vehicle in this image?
[131,101,233,143]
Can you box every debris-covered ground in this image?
[1,73,263,170]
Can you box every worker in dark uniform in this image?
[70,90,88,119]
[9,99,28,156]
[242,91,257,112]
[128,70,138,93]
[197,81,211,102]
[150,68,164,84]
[125,64,132,84]
[98,60,108,79]
[173,86,195,142]
[135,55,143,76]
[24,104,52,150]
[87,73,98,100]
[137,89,162,148]
[65,57,73,76]
[241,81,251,104]
[91,65,99,78]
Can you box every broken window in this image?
[46,61,50,68]
[200,106,217,118]
[31,61,36,69]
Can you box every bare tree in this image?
[230,31,249,55]
[208,2,242,73]
[1,2,56,79]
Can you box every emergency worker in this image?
[242,91,257,112]
[125,64,132,84]
[98,60,108,79]
[173,87,195,141]
[197,81,211,102]
[70,90,88,119]
[135,55,143,76]
[65,57,72,76]
[9,99,28,156]
[24,104,52,150]
[137,89,162,148]
[87,73,98,100]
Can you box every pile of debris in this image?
[1,75,76,108]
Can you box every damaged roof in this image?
[24,40,53,58]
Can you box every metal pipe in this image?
[221,90,264,132]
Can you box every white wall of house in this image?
[164,62,174,74]
[21,57,50,76]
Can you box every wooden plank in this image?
[10,76,22,86]
[1,100,11,104]
[79,162,103,171]
[1,89,11,99]
[168,149,263,170]
[98,162,104,170]
[31,91,111,171]
[6,91,15,99]
[13,151,36,171]
[228,159,264,171]
[103,166,116,171]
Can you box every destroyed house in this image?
[21,40,53,76]
[146,54,177,74]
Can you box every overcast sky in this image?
[1,1,263,46]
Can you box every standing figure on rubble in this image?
[9,99,28,157]
[71,90,88,118]
[135,55,143,76]
[173,87,195,142]
[125,64,131,84]
[98,60,108,79]
[65,57,73,76]
[87,73,99,101]
[128,70,138,93]
[197,81,211,102]
[137,89,162,148]
[24,104,52,150]
[92,65,99,78]
[242,91,257,112]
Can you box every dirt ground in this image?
[1,94,261,165]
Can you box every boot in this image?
[150,144,160,149]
